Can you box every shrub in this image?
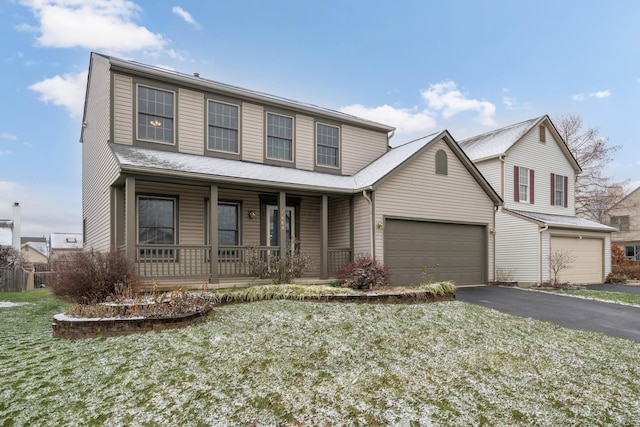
[611,244,626,266]
[606,263,640,283]
[247,247,312,284]
[51,250,141,304]
[337,255,390,290]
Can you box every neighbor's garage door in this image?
[549,236,603,284]
[384,219,486,286]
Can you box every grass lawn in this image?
[1,290,640,426]
[559,289,640,306]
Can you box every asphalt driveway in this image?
[456,286,640,342]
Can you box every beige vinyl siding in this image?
[353,193,372,257]
[113,73,133,145]
[328,198,350,248]
[242,102,263,163]
[82,54,119,252]
[178,89,204,155]
[608,189,640,244]
[474,158,502,199]
[295,114,314,171]
[342,125,388,175]
[374,139,496,280]
[299,196,321,275]
[495,210,540,283]
[504,125,576,215]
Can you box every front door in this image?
[266,206,295,254]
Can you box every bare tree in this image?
[553,113,623,222]
[548,249,577,287]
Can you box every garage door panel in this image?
[550,236,603,284]
[385,220,486,286]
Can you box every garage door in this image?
[384,219,486,286]
[549,236,603,284]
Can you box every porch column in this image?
[278,191,287,257]
[349,196,355,262]
[320,194,328,279]
[124,176,136,262]
[209,184,219,284]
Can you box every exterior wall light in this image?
[248,211,256,219]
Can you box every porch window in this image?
[266,113,293,161]
[205,201,240,258]
[208,101,239,153]
[137,85,174,144]
[316,123,340,168]
[138,196,175,258]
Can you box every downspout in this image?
[362,189,374,257]
[538,224,549,284]
[499,155,505,199]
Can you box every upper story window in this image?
[208,101,239,153]
[266,113,293,161]
[514,166,534,204]
[539,125,546,143]
[550,173,568,207]
[611,215,630,232]
[137,85,174,144]
[435,149,448,175]
[316,123,340,168]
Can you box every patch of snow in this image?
[0,301,29,308]
[53,313,145,321]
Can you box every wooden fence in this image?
[0,266,30,292]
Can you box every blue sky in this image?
[1,0,640,240]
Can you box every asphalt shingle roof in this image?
[509,209,616,232]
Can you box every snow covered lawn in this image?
[1,289,639,425]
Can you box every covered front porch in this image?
[112,176,356,288]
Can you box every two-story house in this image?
[607,186,640,260]
[459,116,615,285]
[81,52,501,288]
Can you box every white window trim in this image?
[315,122,341,169]
[135,84,176,145]
[136,195,177,245]
[265,112,295,163]
[554,174,565,207]
[519,167,529,203]
[206,99,241,154]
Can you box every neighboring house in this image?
[81,52,502,287]
[49,233,83,261]
[607,186,640,260]
[21,237,49,268]
[459,116,615,285]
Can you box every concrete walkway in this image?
[456,286,640,342]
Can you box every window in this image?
[138,197,175,258]
[611,215,630,232]
[539,125,546,143]
[266,113,293,161]
[435,149,448,175]
[519,167,530,202]
[316,123,340,167]
[550,174,568,207]
[137,86,174,144]
[625,245,640,260]
[218,203,239,246]
[208,101,239,153]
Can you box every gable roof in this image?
[85,52,395,136]
[22,241,49,257]
[109,131,502,204]
[608,184,640,211]
[459,115,581,173]
[50,233,83,250]
[507,209,616,232]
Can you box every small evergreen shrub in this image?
[51,250,141,304]
[337,255,390,290]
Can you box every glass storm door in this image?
[266,206,295,253]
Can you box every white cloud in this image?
[172,6,200,28]
[29,70,87,119]
[572,93,585,101]
[19,0,168,53]
[420,81,496,126]
[0,151,13,156]
[339,104,437,135]
[589,90,611,98]
[1,133,18,141]
[503,96,514,109]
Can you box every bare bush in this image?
[246,246,312,284]
[549,249,577,287]
[51,250,141,304]
[337,255,390,290]
[495,267,516,282]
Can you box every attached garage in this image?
[549,236,604,284]
[384,219,487,286]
